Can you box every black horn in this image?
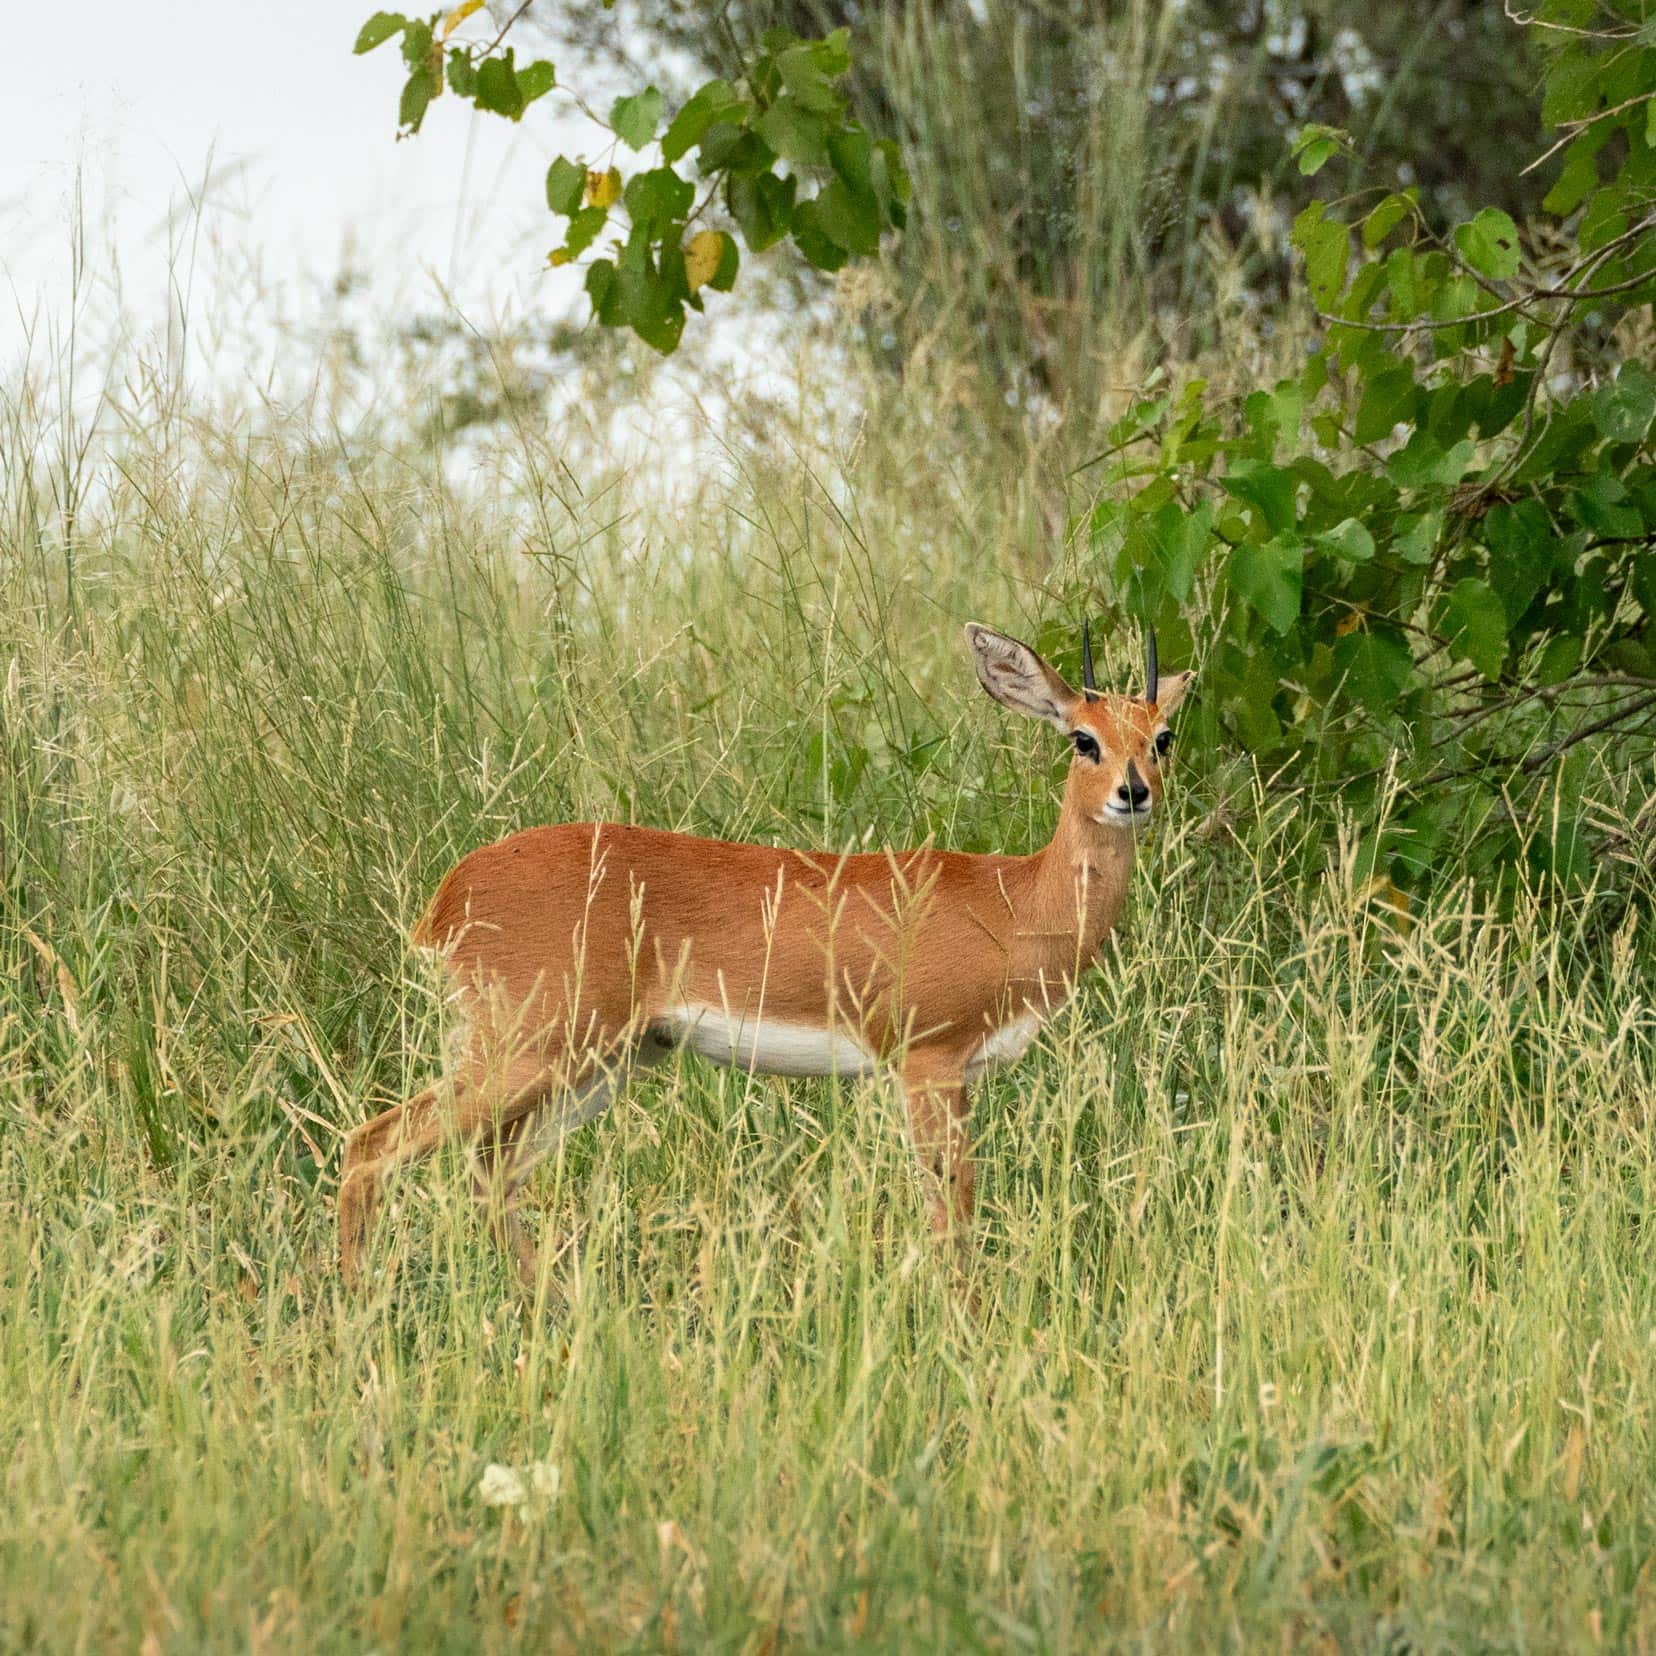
[1144,623,1159,704]
[1081,618,1098,697]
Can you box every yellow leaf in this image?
[585,168,622,208]
[684,230,725,292]
[1356,875,1414,934]
[440,0,483,39]
[21,924,80,1037]
[1334,610,1363,637]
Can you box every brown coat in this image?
[337,623,1192,1290]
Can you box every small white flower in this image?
[479,1464,528,1508]
[478,1460,560,1513]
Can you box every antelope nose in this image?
[1117,768,1149,809]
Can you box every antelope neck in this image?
[1022,771,1137,953]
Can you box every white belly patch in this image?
[655,1006,877,1079]
[965,1011,1042,1077]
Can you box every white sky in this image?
[1,0,598,387]
[0,1,824,496]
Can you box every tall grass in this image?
[2,323,1654,1651]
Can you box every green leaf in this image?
[1439,579,1508,680]
[622,167,693,235]
[1542,132,1605,215]
[516,60,555,107]
[611,86,664,150]
[399,69,437,133]
[1313,518,1375,563]
[811,179,881,255]
[1593,363,1656,443]
[728,171,796,252]
[1229,538,1303,634]
[545,156,586,217]
[708,231,740,292]
[1222,460,1298,536]
[1333,627,1412,711]
[776,33,850,115]
[1361,192,1412,249]
[1123,503,1208,605]
[698,121,771,174]
[1292,202,1348,309]
[1129,476,1178,515]
[1537,634,1583,686]
[549,207,608,266]
[1243,381,1302,456]
[826,126,873,197]
[1386,432,1474,490]
[632,304,685,354]
[1635,545,1656,618]
[474,53,522,119]
[1485,500,1557,623]
[661,79,741,163]
[1429,273,1484,327]
[1145,502,1212,602]
[755,96,829,167]
[790,199,849,271]
[1394,511,1440,565]
[1383,247,1420,318]
[445,48,477,97]
[1291,123,1346,176]
[354,12,406,53]
[1529,811,1592,889]
[609,236,686,352]
[585,259,620,324]
[1453,208,1520,281]
[399,19,432,69]
[1568,475,1643,538]
[870,139,909,219]
[1354,362,1416,444]
[1542,47,1601,125]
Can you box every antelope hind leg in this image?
[338,1058,552,1289]
[468,1046,638,1295]
[338,1084,448,1289]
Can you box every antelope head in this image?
[963,620,1194,830]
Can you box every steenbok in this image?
[339,622,1193,1288]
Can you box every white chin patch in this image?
[1097,804,1152,829]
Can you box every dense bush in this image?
[1077,3,1655,897]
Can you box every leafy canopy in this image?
[354,6,908,354]
[1079,0,1655,895]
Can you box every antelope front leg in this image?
[899,1056,976,1265]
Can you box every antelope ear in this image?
[1155,669,1195,717]
[963,623,1079,734]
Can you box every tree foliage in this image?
[543,1,1549,400]
[354,4,907,353]
[1080,2,1656,894]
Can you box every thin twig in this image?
[1524,90,1656,176]
[1516,690,1656,775]
[1312,217,1656,336]
[1503,0,1639,39]
[1440,676,1656,741]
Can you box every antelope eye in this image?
[1154,729,1174,757]
[1072,730,1102,763]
